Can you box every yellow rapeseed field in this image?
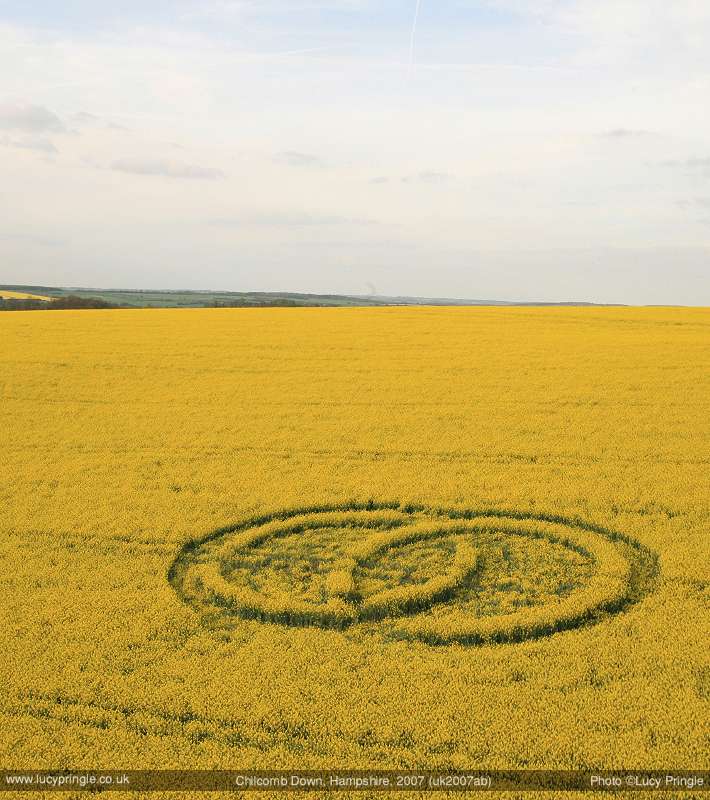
[0,290,51,301]
[1,306,708,798]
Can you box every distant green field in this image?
[0,285,396,308]
[0,285,613,309]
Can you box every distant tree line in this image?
[1,295,334,311]
[0,295,119,311]
[210,299,326,308]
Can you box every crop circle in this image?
[168,502,658,645]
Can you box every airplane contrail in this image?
[409,0,423,74]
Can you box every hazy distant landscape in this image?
[1,285,618,309]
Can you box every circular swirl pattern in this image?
[168,502,659,645]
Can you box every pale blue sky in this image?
[1,0,709,303]
[0,1,520,39]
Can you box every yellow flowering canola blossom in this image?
[0,307,708,799]
[0,289,51,301]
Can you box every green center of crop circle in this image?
[168,502,659,645]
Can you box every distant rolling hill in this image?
[0,289,52,302]
[0,285,621,309]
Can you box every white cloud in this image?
[3,135,58,154]
[71,111,101,126]
[0,232,64,247]
[211,212,376,226]
[407,171,453,184]
[111,157,224,179]
[372,172,453,185]
[677,198,710,209]
[481,0,710,65]
[273,151,324,168]
[601,129,651,138]
[0,102,66,133]
[661,158,710,174]
[183,0,372,20]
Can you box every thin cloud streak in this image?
[111,157,224,179]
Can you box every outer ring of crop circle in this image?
[167,501,660,646]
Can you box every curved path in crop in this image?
[168,501,660,646]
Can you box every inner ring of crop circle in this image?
[168,501,659,646]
